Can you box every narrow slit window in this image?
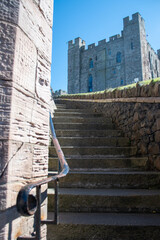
[131,42,134,50]
[88,75,93,92]
[116,52,121,63]
[89,58,93,68]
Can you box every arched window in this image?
[116,52,121,63]
[88,75,93,92]
[89,58,93,68]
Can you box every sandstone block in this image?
[0,22,16,80]
[36,53,51,103]
[0,0,19,24]
[18,0,52,61]
[39,0,53,27]
[13,28,37,93]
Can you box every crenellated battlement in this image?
[123,12,144,27]
[88,43,96,50]
[68,37,86,49]
[86,39,107,50]
[98,39,106,45]
[109,34,121,41]
[69,31,124,52]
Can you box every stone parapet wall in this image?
[64,79,160,100]
[59,79,160,170]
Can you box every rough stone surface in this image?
[13,27,37,93]
[0,0,53,239]
[18,0,52,61]
[0,0,20,24]
[0,22,16,80]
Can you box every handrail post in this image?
[54,179,59,224]
[36,186,41,240]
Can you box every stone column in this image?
[0,0,53,239]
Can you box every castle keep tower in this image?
[68,13,160,94]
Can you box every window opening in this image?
[131,42,134,50]
[116,52,121,63]
[88,75,93,92]
[89,58,93,68]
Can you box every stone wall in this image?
[59,79,160,170]
[68,13,160,94]
[0,0,53,239]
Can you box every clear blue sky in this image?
[51,0,160,92]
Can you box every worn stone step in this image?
[55,104,67,109]
[55,129,123,137]
[48,188,160,213]
[54,112,103,118]
[48,171,160,189]
[47,212,160,240]
[54,108,97,113]
[54,122,114,130]
[51,137,130,147]
[49,156,148,171]
[53,116,110,124]
[49,146,137,157]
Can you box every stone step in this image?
[54,122,114,130]
[54,108,99,113]
[48,188,160,213]
[48,171,160,189]
[47,212,160,240]
[49,146,137,157]
[55,104,67,109]
[49,156,148,171]
[54,112,103,118]
[53,116,110,124]
[51,136,130,147]
[55,129,123,137]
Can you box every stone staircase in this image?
[47,100,160,240]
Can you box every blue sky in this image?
[51,0,160,92]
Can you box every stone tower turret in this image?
[123,13,147,84]
[68,37,85,94]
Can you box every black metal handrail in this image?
[16,113,69,240]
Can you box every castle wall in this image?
[147,44,160,79]
[68,13,160,94]
[0,0,53,239]
[105,37,125,88]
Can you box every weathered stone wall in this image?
[0,0,53,239]
[60,80,160,170]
